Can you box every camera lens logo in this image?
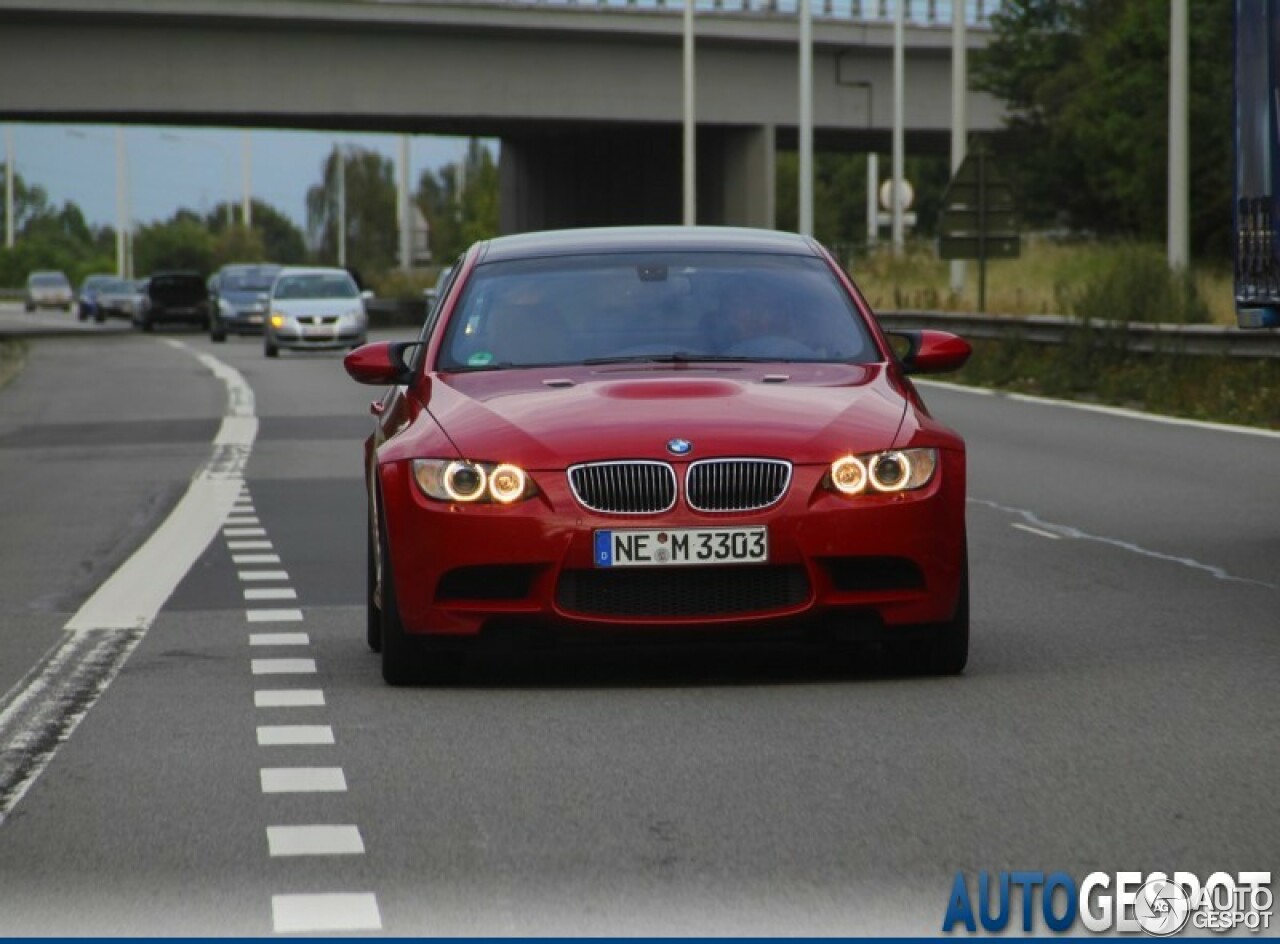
[1135,879,1191,936]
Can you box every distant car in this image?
[94,278,142,323]
[133,271,209,332]
[264,266,369,358]
[343,225,973,685]
[76,274,118,321]
[24,271,74,312]
[208,263,281,342]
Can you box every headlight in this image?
[270,312,289,328]
[412,459,536,504]
[826,448,937,495]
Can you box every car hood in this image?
[274,298,363,317]
[420,363,910,467]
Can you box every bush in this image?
[1066,244,1211,324]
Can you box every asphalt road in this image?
[0,303,1276,935]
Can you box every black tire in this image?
[94,311,105,324]
[894,545,969,676]
[376,490,460,686]
[264,337,279,358]
[366,522,382,653]
[211,323,227,343]
[140,318,154,333]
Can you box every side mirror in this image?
[891,329,972,375]
[344,340,420,386]
[360,290,375,301]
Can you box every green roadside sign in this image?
[937,147,1020,311]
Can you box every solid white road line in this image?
[271,893,381,933]
[246,609,304,623]
[0,341,257,825]
[257,725,335,746]
[260,767,347,793]
[255,690,326,708]
[267,825,365,857]
[251,658,316,675]
[244,588,298,601]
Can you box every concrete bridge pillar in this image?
[499,124,776,234]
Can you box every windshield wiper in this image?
[583,352,779,365]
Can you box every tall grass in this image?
[849,237,1235,324]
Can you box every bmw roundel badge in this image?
[667,438,693,456]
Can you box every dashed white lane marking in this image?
[251,658,316,675]
[267,825,365,857]
[224,527,267,538]
[249,633,309,647]
[245,588,298,601]
[271,893,381,933]
[257,725,335,746]
[1011,522,1063,540]
[234,552,280,564]
[228,540,273,551]
[246,609,304,623]
[260,768,347,793]
[226,516,260,526]
[239,570,290,582]
[255,690,326,708]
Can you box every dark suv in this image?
[133,271,209,332]
[208,263,281,342]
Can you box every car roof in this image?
[477,226,819,263]
[274,266,355,278]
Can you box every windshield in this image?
[222,268,279,292]
[437,251,876,371]
[31,274,69,288]
[274,273,358,300]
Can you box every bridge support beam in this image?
[499,124,775,234]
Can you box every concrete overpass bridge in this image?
[0,0,1007,232]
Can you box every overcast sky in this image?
[6,123,482,233]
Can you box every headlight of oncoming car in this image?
[269,311,291,328]
[412,459,536,504]
[826,448,938,495]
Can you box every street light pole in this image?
[949,0,967,293]
[337,148,347,269]
[1168,0,1189,269]
[682,0,696,226]
[116,127,128,277]
[798,0,813,237]
[242,131,252,228]
[4,126,13,249]
[891,0,905,254]
[398,134,412,272]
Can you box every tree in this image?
[133,215,215,276]
[415,140,500,264]
[306,146,398,275]
[206,199,307,264]
[972,0,1232,257]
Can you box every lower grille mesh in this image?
[556,565,810,618]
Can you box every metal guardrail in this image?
[877,310,1280,360]
[504,0,1001,26]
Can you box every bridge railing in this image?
[395,0,1003,28]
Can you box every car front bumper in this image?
[377,451,967,640]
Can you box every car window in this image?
[274,274,358,300]
[30,274,70,288]
[437,251,875,371]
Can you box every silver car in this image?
[263,266,369,358]
[24,271,74,312]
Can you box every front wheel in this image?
[366,524,382,653]
[264,337,279,358]
[894,548,969,676]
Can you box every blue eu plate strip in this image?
[594,531,613,567]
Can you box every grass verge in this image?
[944,335,1280,431]
[0,338,27,392]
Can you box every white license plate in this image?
[304,325,333,339]
[594,526,768,567]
